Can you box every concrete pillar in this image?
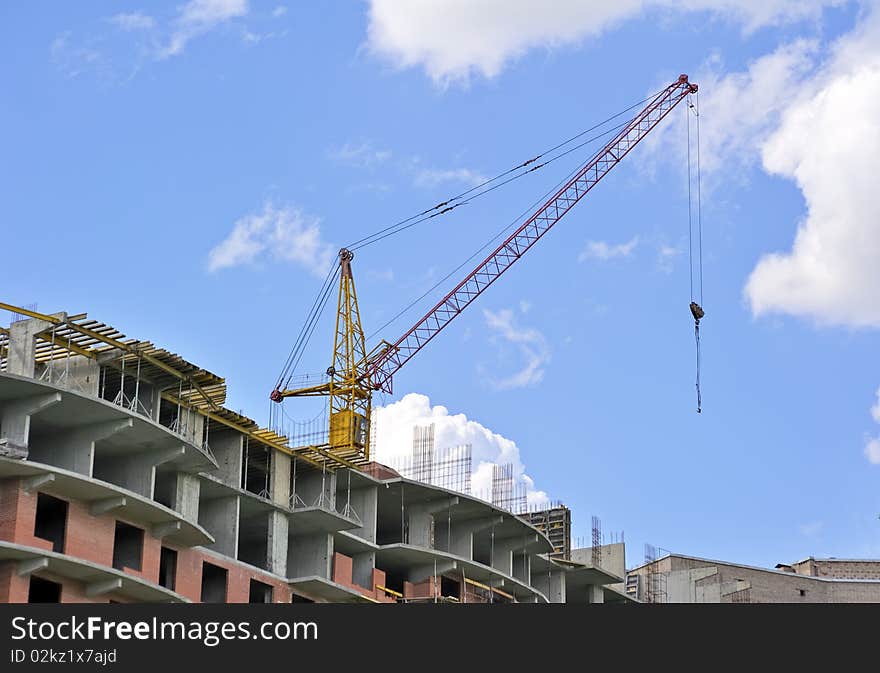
[587,583,604,604]
[211,432,243,487]
[531,568,565,603]
[0,392,61,458]
[173,473,200,522]
[513,550,531,584]
[94,445,183,498]
[447,515,503,560]
[27,417,131,477]
[344,484,377,540]
[199,496,240,558]
[267,510,288,577]
[407,497,459,549]
[7,314,65,378]
[269,450,290,507]
[288,533,333,579]
[296,468,336,510]
[352,552,375,589]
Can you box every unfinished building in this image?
[0,309,626,604]
[627,553,880,603]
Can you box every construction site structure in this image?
[0,307,630,604]
[518,503,572,558]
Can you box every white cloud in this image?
[483,307,550,389]
[745,10,880,328]
[109,12,156,31]
[366,0,840,85]
[272,5,287,17]
[372,392,549,503]
[414,167,487,188]
[873,387,880,424]
[578,236,639,262]
[328,142,392,169]
[160,0,249,59]
[647,40,819,181]
[207,201,334,276]
[865,437,880,465]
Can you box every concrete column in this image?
[199,496,240,558]
[94,445,183,498]
[267,510,288,577]
[27,417,131,477]
[7,313,65,378]
[269,450,290,507]
[344,485,377,541]
[531,568,565,603]
[296,469,336,510]
[407,497,459,549]
[587,583,604,604]
[0,392,61,458]
[513,550,531,584]
[210,431,243,487]
[288,533,333,579]
[352,552,376,589]
[447,515,503,560]
[173,472,200,522]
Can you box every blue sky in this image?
[3,1,880,569]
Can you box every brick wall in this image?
[0,562,30,603]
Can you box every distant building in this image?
[627,553,880,603]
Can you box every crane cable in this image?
[687,92,705,413]
[274,263,340,391]
[366,132,608,342]
[346,87,667,252]
[275,86,668,388]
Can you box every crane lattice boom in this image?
[365,74,697,393]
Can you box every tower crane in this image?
[270,74,699,469]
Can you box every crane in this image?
[270,74,699,469]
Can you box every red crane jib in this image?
[364,74,698,394]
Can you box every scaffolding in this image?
[490,464,527,514]
[0,302,333,472]
[644,543,667,604]
[387,424,472,495]
[591,515,602,569]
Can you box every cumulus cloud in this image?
[207,201,334,276]
[578,236,639,262]
[745,11,880,328]
[372,392,549,504]
[482,307,550,390]
[646,40,819,182]
[160,0,249,59]
[365,0,840,84]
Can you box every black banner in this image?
[0,603,871,669]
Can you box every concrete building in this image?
[627,553,880,603]
[0,310,626,604]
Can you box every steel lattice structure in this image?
[366,75,697,393]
